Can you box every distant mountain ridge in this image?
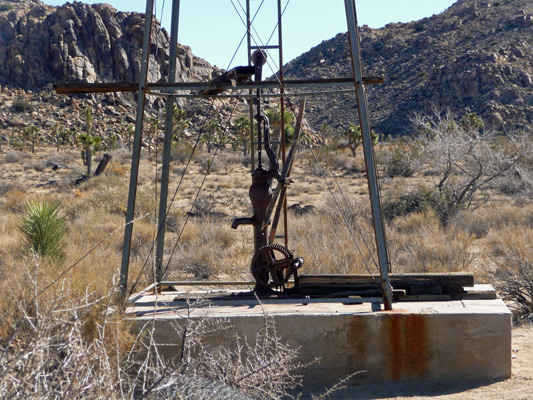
[283,0,533,135]
[0,0,532,137]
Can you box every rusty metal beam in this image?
[53,76,384,94]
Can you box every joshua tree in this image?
[266,106,295,149]
[53,123,65,151]
[148,117,158,154]
[25,125,41,153]
[233,116,250,156]
[203,119,220,153]
[78,133,101,176]
[343,123,378,158]
[171,105,190,142]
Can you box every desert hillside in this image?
[284,0,533,135]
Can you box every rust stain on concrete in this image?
[387,313,429,381]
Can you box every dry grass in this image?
[2,142,533,395]
[289,208,378,275]
[1,145,532,286]
[387,210,476,273]
[485,227,533,323]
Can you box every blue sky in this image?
[42,0,457,70]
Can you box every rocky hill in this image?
[0,0,215,87]
[1,0,531,141]
[283,0,533,135]
[0,0,226,148]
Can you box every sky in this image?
[41,0,457,71]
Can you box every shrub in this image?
[0,3,14,11]
[170,141,196,163]
[378,138,423,177]
[488,228,533,324]
[410,110,530,213]
[193,193,217,216]
[19,200,68,262]
[5,151,23,163]
[382,184,450,224]
[12,99,34,113]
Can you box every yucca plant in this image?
[20,200,68,262]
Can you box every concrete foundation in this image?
[129,291,511,387]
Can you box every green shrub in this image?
[382,184,450,224]
[20,200,68,262]
[170,141,196,163]
[12,99,34,113]
[0,3,13,12]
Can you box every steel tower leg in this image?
[119,0,155,297]
[155,0,181,284]
[344,0,393,310]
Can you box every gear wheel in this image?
[250,244,303,291]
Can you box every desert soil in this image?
[298,324,532,400]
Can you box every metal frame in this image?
[110,0,393,309]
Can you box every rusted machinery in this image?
[231,50,304,293]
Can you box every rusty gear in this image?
[250,244,303,291]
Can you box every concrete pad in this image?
[128,292,512,387]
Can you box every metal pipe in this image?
[247,0,255,172]
[277,0,289,248]
[344,0,393,310]
[119,0,155,296]
[155,0,180,283]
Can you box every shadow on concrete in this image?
[294,377,507,399]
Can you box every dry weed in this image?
[387,210,475,273]
[289,208,378,275]
[452,203,533,238]
[486,227,533,323]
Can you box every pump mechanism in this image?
[231,50,304,293]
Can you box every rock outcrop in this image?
[0,0,216,87]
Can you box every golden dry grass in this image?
[0,143,531,304]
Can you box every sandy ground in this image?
[297,324,532,400]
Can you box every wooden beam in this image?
[299,273,475,295]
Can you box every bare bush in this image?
[181,304,307,399]
[0,263,305,400]
[0,180,16,196]
[377,137,424,177]
[487,228,533,324]
[410,110,531,216]
[5,151,24,163]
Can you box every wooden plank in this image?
[451,284,497,300]
[397,294,452,302]
[410,284,443,295]
[300,273,474,294]
[53,82,138,94]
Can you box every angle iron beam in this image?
[155,0,180,283]
[53,77,384,94]
[119,0,155,296]
[132,297,384,308]
[148,89,358,99]
[345,0,393,310]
